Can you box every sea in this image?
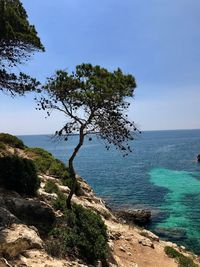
[19,129,200,255]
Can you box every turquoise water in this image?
[19,129,200,254]
[149,168,200,250]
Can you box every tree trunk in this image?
[66,126,85,209]
[66,160,76,209]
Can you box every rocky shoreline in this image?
[0,140,200,266]
[0,173,199,267]
[113,208,151,226]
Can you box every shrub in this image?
[52,191,67,212]
[164,246,198,267]
[0,141,6,150]
[62,178,82,196]
[26,147,69,179]
[45,238,66,258]
[48,159,69,179]
[0,133,25,149]
[46,204,108,265]
[44,180,59,194]
[26,147,82,196]
[0,156,40,196]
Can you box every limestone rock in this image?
[38,189,57,201]
[0,195,55,234]
[0,208,20,228]
[76,175,93,197]
[119,246,126,252]
[108,231,121,240]
[180,245,186,250]
[138,237,154,248]
[140,229,159,242]
[57,185,70,194]
[116,209,151,225]
[19,249,70,267]
[108,240,115,251]
[125,236,132,241]
[0,224,43,258]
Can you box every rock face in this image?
[140,229,159,242]
[0,224,43,258]
[0,207,20,228]
[116,209,151,225]
[0,189,55,234]
[138,237,154,248]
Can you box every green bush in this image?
[0,133,25,149]
[44,180,59,194]
[0,156,40,196]
[49,159,69,179]
[45,238,66,258]
[26,147,69,179]
[51,191,67,212]
[164,246,198,267]
[62,178,82,196]
[0,141,6,150]
[46,204,108,265]
[26,147,82,196]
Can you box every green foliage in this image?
[0,141,6,150]
[0,0,44,54]
[39,63,138,208]
[62,178,82,196]
[0,155,40,195]
[0,0,44,95]
[46,204,108,265]
[0,133,25,149]
[49,159,69,179]
[41,63,137,154]
[44,180,59,194]
[44,238,65,258]
[26,147,69,179]
[164,246,198,267]
[51,191,67,212]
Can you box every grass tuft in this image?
[164,246,198,267]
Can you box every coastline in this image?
[0,135,200,266]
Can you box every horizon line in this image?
[16,128,200,136]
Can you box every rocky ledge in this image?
[114,209,151,226]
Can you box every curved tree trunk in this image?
[66,126,85,209]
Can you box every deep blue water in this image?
[19,129,200,254]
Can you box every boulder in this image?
[76,175,93,197]
[0,208,20,229]
[197,154,200,162]
[140,229,159,242]
[0,191,55,234]
[138,237,154,248]
[0,224,43,258]
[116,209,151,225]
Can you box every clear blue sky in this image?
[1,0,200,134]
